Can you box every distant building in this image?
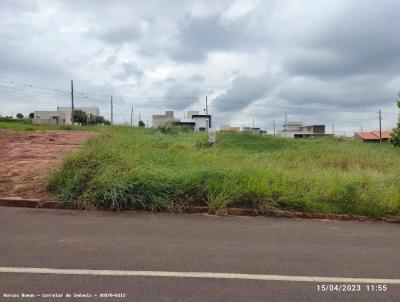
[173,118,196,131]
[57,106,99,117]
[186,111,200,119]
[152,111,212,132]
[277,121,328,138]
[33,106,100,125]
[220,125,240,132]
[354,131,392,142]
[242,127,261,134]
[152,111,177,128]
[192,114,211,132]
[33,111,72,125]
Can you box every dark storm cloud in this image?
[283,0,400,79]
[162,80,202,110]
[278,76,396,108]
[0,0,38,13]
[113,61,144,81]
[97,27,140,45]
[0,40,67,81]
[187,75,206,83]
[212,74,276,112]
[169,14,265,62]
[103,56,117,66]
[170,15,239,62]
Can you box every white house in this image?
[277,121,326,138]
[152,110,212,132]
[152,111,177,128]
[33,106,100,125]
[192,114,212,132]
[33,110,72,125]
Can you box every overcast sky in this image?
[0,0,399,134]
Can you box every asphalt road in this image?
[0,207,399,301]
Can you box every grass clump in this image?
[47,126,400,218]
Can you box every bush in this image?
[94,115,106,124]
[391,95,400,147]
[73,110,87,125]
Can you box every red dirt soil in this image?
[0,130,96,200]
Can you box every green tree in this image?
[16,113,24,119]
[138,120,145,127]
[29,112,34,118]
[391,93,400,147]
[94,115,106,124]
[73,109,88,125]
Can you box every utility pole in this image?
[361,124,363,132]
[71,80,74,124]
[252,117,255,129]
[273,120,276,136]
[110,96,113,125]
[139,112,141,122]
[284,113,288,137]
[130,105,133,126]
[146,117,149,127]
[332,121,335,136]
[379,109,382,143]
[205,96,208,115]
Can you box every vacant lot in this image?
[0,130,96,200]
[48,126,400,218]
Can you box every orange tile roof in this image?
[355,130,392,140]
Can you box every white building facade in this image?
[33,106,99,125]
[57,106,99,117]
[33,110,72,125]
[152,111,176,128]
[152,110,212,132]
[277,121,326,138]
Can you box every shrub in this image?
[73,110,87,125]
[391,94,400,147]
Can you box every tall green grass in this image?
[47,126,400,217]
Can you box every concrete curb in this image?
[183,206,382,222]
[0,198,59,209]
[223,207,380,222]
[0,198,397,223]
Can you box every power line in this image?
[110,96,113,125]
[0,78,398,118]
[71,80,74,124]
[0,90,394,123]
[0,79,70,95]
[0,85,69,98]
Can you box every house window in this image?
[199,127,206,132]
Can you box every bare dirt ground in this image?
[0,130,96,200]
